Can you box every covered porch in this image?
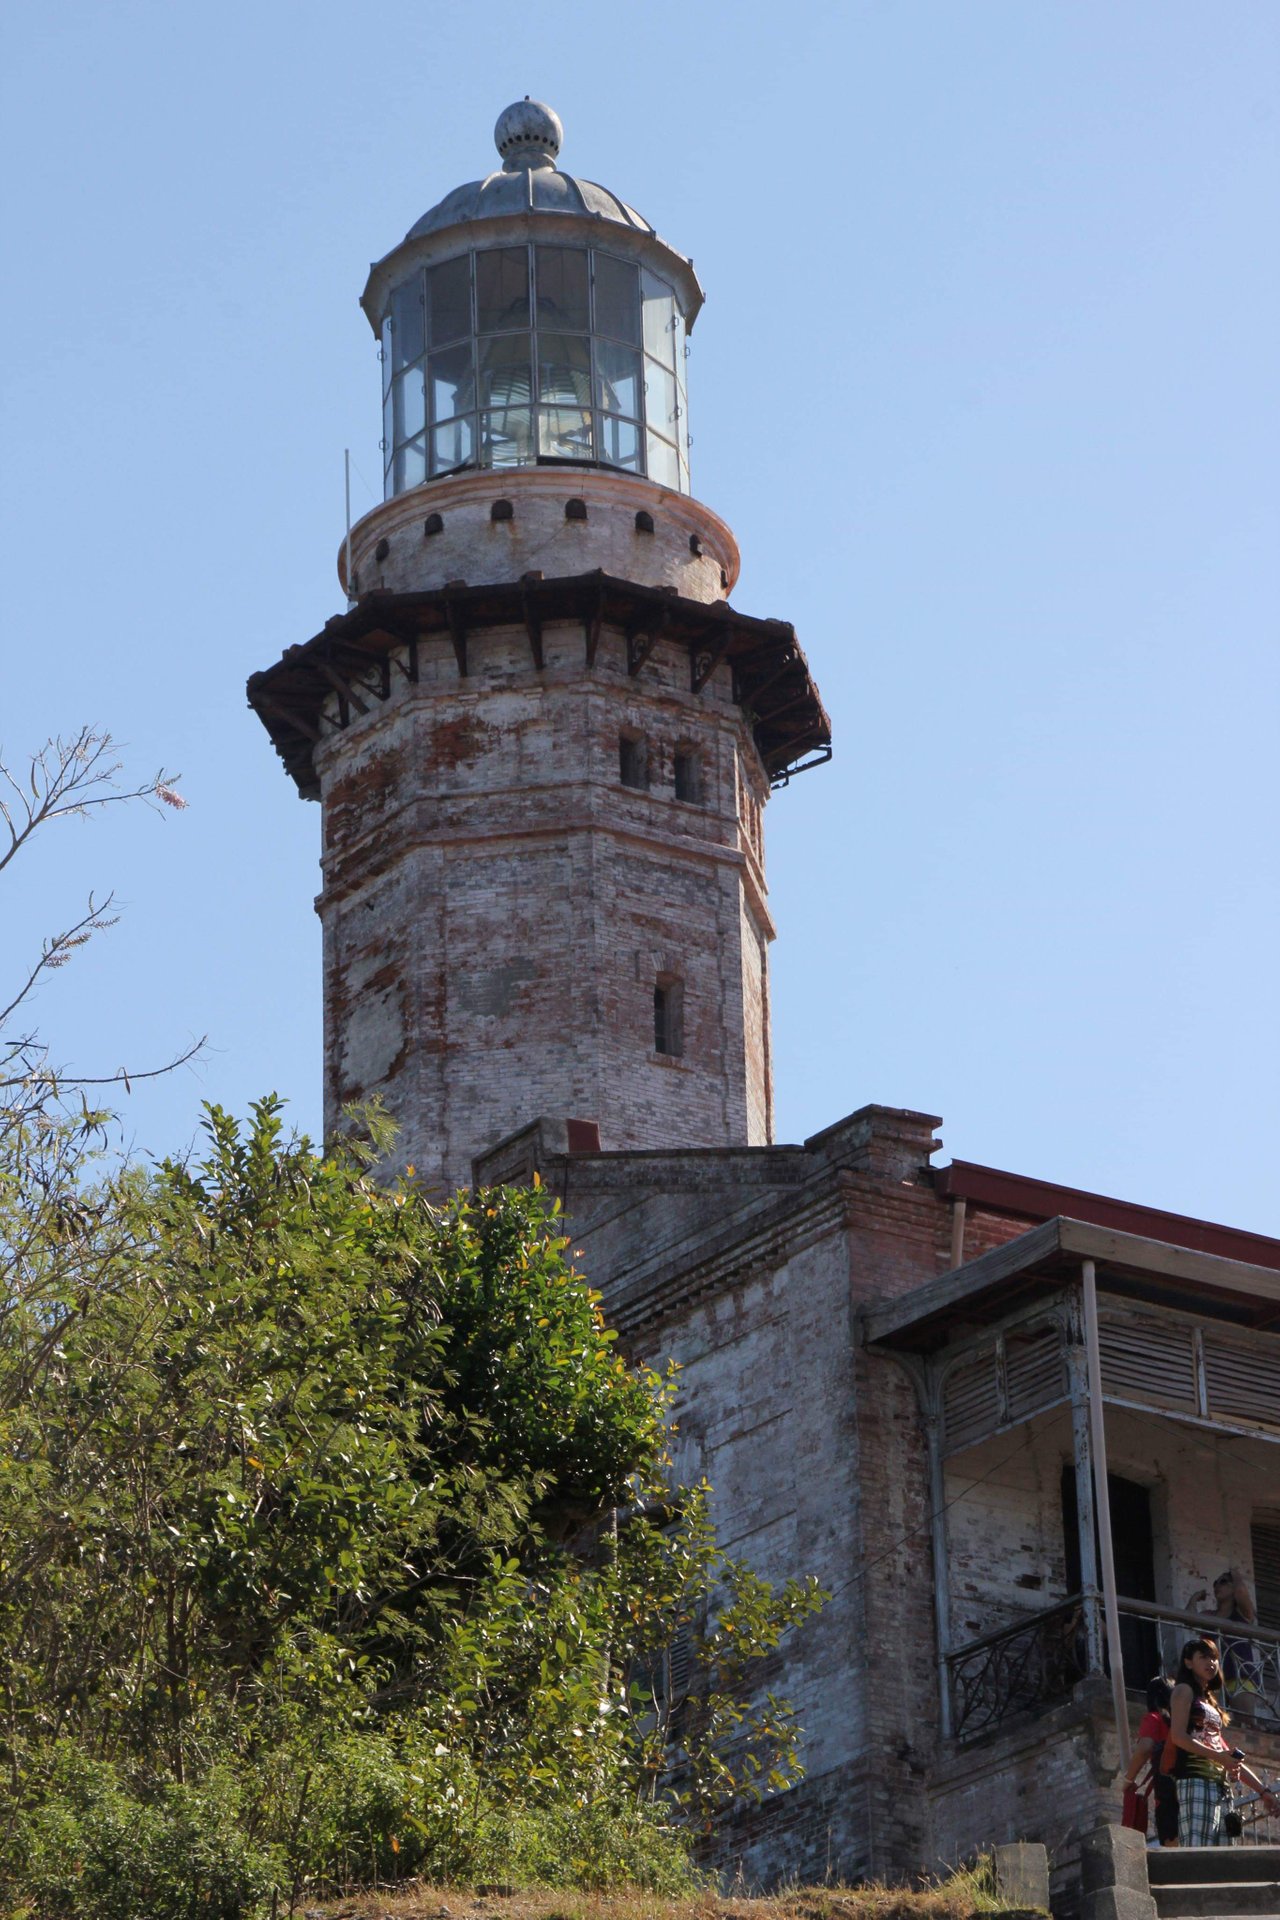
[865,1217,1280,1841]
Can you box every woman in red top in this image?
[1123,1675,1178,1845]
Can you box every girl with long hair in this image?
[1166,1639,1278,1846]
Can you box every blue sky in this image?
[2,2,1277,1229]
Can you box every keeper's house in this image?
[484,1113,1280,1896]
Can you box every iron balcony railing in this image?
[947,1594,1280,1748]
[946,1594,1095,1743]
[1116,1599,1280,1735]
[1238,1786,1280,1845]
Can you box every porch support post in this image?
[1082,1256,1132,1767]
[924,1401,954,1739]
[1066,1311,1105,1673]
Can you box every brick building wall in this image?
[483,1106,951,1886]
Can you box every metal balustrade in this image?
[1116,1599,1280,1734]
[946,1594,1094,1742]
[946,1595,1280,1748]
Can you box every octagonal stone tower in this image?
[250,102,829,1193]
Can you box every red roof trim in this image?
[936,1160,1280,1275]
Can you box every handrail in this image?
[946,1593,1280,1667]
[943,1592,1094,1665]
[1113,1595,1280,1642]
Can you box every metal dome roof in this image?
[362,100,703,335]
[403,101,655,241]
[404,164,655,242]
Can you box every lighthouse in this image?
[249,101,829,1192]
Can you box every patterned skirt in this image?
[1176,1775,1232,1847]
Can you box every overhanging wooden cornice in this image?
[863,1216,1280,1352]
[247,571,832,799]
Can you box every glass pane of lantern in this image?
[393,367,426,445]
[535,246,589,331]
[381,313,394,398]
[395,435,426,491]
[478,333,533,409]
[432,415,475,475]
[593,252,640,345]
[476,247,530,333]
[641,269,676,367]
[429,342,475,423]
[646,430,680,490]
[537,332,592,407]
[390,274,425,371]
[480,406,535,468]
[643,357,678,439]
[594,339,641,418]
[427,255,471,348]
[538,406,594,460]
[597,413,641,470]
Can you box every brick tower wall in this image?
[315,615,774,1191]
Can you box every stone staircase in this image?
[1146,1846,1280,1919]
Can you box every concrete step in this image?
[1150,1884,1280,1918]
[1149,1848,1280,1885]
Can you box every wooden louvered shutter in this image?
[1004,1325,1066,1423]
[942,1349,999,1454]
[1202,1335,1280,1433]
[1252,1515,1280,1630]
[1098,1317,1197,1412]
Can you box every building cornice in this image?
[248,571,831,798]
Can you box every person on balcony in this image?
[1167,1639,1279,1845]
[1187,1568,1263,1722]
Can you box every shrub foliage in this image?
[0,1100,824,1916]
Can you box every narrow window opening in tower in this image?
[619,731,649,790]
[673,746,702,804]
[653,977,684,1057]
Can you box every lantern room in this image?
[361,100,702,499]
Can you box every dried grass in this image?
[304,1860,1018,1920]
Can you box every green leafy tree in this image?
[0,1101,824,1915]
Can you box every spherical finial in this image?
[494,98,563,171]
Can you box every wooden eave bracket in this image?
[690,617,734,695]
[443,596,468,677]
[521,578,544,670]
[627,601,671,677]
[583,574,607,668]
[316,657,369,718]
[248,691,322,745]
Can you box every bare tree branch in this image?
[0,1035,206,1095]
[0,893,120,1031]
[0,726,201,1114]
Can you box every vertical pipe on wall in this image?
[924,1405,954,1739]
[949,1196,967,1270]
[1082,1256,1132,1767]
[1067,1323,1104,1673]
